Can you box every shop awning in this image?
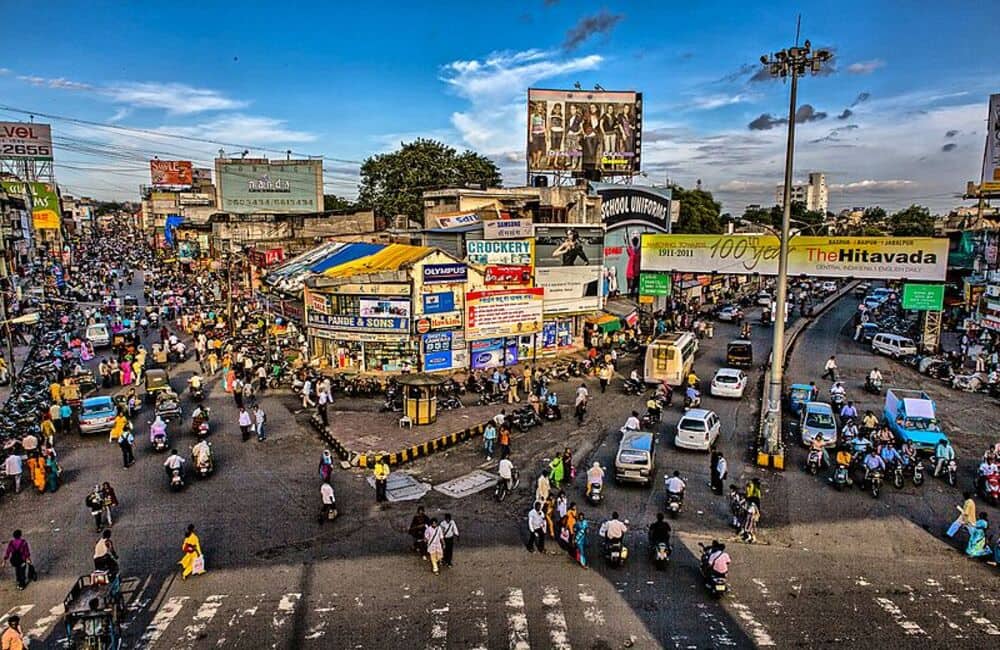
[311,242,386,274]
[264,241,349,293]
[321,243,432,279]
[586,313,622,333]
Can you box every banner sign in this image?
[150,160,193,187]
[0,122,53,160]
[640,234,949,281]
[639,273,671,296]
[483,218,533,239]
[534,225,604,268]
[466,240,534,267]
[1,181,61,230]
[985,94,1000,187]
[433,212,480,230]
[466,288,544,339]
[422,292,455,314]
[598,186,670,231]
[307,311,409,332]
[485,265,532,286]
[422,263,468,284]
[216,159,322,214]
[422,332,453,372]
[902,283,945,311]
[470,338,519,370]
[535,267,602,314]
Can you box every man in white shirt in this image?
[498,458,515,492]
[301,378,315,408]
[822,355,838,381]
[4,452,23,493]
[665,471,686,497]
[440,513,459,567]
[526,502,546,552]
[602,512,628,541]
[622,410,640,432]
[320,480,336,506]
[238,407,253,442]
[163,449,185,479]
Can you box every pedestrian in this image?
[710,449,727,495]
[574,383,588,425]
[319,450,334,482]
[317,387,330,426]
[86,486,106,531]
[409,507,429,558]
[947,492,977,538]
[560,503,578,553]
[59,402,73,435]
[373,456,390,503]
[43,450,60,493]
[526,501,547,553]
[233,377,244,409]
[822,355,838,381]
[1,615,24,650]
[728,484,746,528]
[207,350,219,375]
[424,518,444,575]
[238,406,252,442]
[118,427,136,467]
[507,374,520,403]
[535,472,551,504]
[483,422,497,460]
[93,529,119,575]
[440,513,459,567]
[498,425,511,460]
[745,478,762,508]
[548,454,565,486]
[740,501,760,543]
[1,530,31,590]
[301,377,315,408]
[178,524,205,580]
[599,363,612,393]
[254,404,267,441]
[3,452,22,494]
[543,496,556,539]
[101,482,118,527]
[523,366,532,395]
[561,448,574,484]
[574,513,589,567]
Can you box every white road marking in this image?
[177,594,227,649]
[542,586,572,650]
[427,605,449,649]
[729,602,775,647]
[217,593,265,647]
[506,587,530,650]
[963,610,1000,635]
[1,605,34,621]
[270,592,302,647]
[577,586,604,625]
[932,610,966,638]
[468,589,489,650]
[696,603,736,647]
[24,605,63,644]
[874,597,926,636]
[751,578,782,615]
[137,596,189,648]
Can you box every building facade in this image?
[775,172,828,213]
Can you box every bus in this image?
[644,331,699,386]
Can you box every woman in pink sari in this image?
[120,358,133,386]
[80,341,94,362]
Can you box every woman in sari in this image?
[178,524,204,579]
[120,358,133,386]
[966,515,991,559]
[574,513,590,568]
[80,341,94,362]
[44,451,60,492]
[27,455,46,493]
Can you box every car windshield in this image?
[82,401,112,415]
[715,374,737,384]
[618,450,649,464]
[728,344,750,355]
[678,418,705,431]
[791,388,810,400]
[806,412,835,428]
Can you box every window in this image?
[535,206,567,224]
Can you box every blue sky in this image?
[1,0,998,213]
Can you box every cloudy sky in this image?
[1,0,997,214]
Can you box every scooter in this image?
[665,491,683,518]
[868,470,884,499]
[587,481,604,506]
[864,376,883,395]
[979,473,1000,505]
[652,542,671,570]
[192,446,214,478]
[622,377,644,396]
[512,405,541,432]
[150,421,168,452]
[683,391,701,411]
[806,449,822,475]
[891,462,905,489]
[190,383,205,402]
[830,463,852,490]
[541,402,562,421]
[640,409,661,430]
[494,468,520,502]
[698,543,728,598]
[168,467,185,491]
[603,535,628,568]
[911,459,925,487]
[932,457,958,487]
[830,392,847,411]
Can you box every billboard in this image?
[485,265,533,286]
[422,292,455,314]
[422,263,468,284]
[359,298,411,318]
[466,239,534,267]
[985,94,1000,186]
[470,338,520,370]
[534,225,603,313]
[483,217,533,240]
[0,122,53,160]
[216,159,322,214]
[534,225,604,268]
[422,332,454,372]
[1,181,61,230]
[466,288,544,339]
[640,234,949,281]
[902,284,945,311]
[150,160,193,188]
[527,88,642,175]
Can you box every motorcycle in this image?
[587,481,603,506]
[806,449,822,475]
[864,376,883,395]
[603,535,628,568]
[978,473,1000,505]
[911,459,925,487]
[868,470,883,499]
[541,402,562,421]
[640,409,661,430]
[665,491,683,518]
[623,377,644,396]
[933,457,958,487]
[891,462,905,489]
[698,543,728,598]
[683,391,701,411]
[652,542,671,570]
[512,405,541,432]
[190,383,205,402]
[830,392,847,411]
[192,445,214,478]
[439,394,463,411]
[494,468,520,502]
[830,463,852,491]
[168,467,185,491]
[476,391,506,407]
[149,421,168,452]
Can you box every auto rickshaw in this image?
[786,383,814,417]
[62,571,125,649]
[144,368,172,403]
[725,340,754,368]
[155,390,182,421]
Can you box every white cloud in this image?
[847,59,886,75]
[441,49,603,155]
[829,179,915,193]
[154,114,316,144]
[690,93,750,110]
[716,180,773,192]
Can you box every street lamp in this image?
[759,38,832,459]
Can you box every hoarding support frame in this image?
[920,310,942,354]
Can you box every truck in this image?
[883,388,947,453]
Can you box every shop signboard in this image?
[422,332,453,372]
[466,288,544,339]
[902,283,945,311]
[422,263,468,284]
[985,94,1000,187]
[426,312,463,330]
[535,267,601,314]
[307,311,409,332]
[150,160,193,188]
[483,218,533,239]
[327,283,410,296]
[470,338,519,370]
[640,234,949,282]
[0,122,53,160]
[466,240,534,267]
[433,212,480,229]
[541,321,574,350]
[422,292,455,314]
[216,158,322,214]
[1,181,62,230]
[485,265,532,286]
[359,298,411,319]
[639,273,671,296]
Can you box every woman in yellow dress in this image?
[178,524,204,579]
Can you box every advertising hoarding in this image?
[527,88,642,175]
[307,311,409,332]
[433,212,480,230]
[1,181,61,230]
[640,234,949,282]
[422,292,456,314]
[985,94,1000,186]
[466,240,534,267]
[466,288,544,339]
[483,218,533,239]
[534,225,604,268]
[535,267,602,314]
[485,265,533,286]
[422,332,453,372]
[359,298,411,318]
[422,263,468,284]
[0,122,53,160]
[639,273,671,296]
[534,225,603,312]
[216,159,323,214]
[150,160,193,187]
[470,338,519,370]
[902,284,945,311]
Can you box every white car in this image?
[820,281,837,294]
[675,409,721,451]
[756,291,772,307]
[716,305,743,322]
[710,368,747,398]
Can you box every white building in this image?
[776,172,828,213]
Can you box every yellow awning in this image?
[321,243,432,279]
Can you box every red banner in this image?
[485,265,532,286]
[150,160,193,187]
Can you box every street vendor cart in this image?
[63,571,125,649]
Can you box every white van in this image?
[871,333,916,358]
[86,323,111,348]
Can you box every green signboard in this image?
[216,159,323,214]
[639,273,671,296]
[902,283,944,311]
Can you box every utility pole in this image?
[759,31,833,460]
[0,207,17,386]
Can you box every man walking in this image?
[254,404,267,441]
[440,513,459,567]
[527,501,547,553]
[574,383,589,425]
[118,428,135,468]
[1,615,24,650]
[238,407,253,442]
[317,386,331,427]
[3,452,22,494]
[822,355,838,381]
[711,450,728,495]
[1,530,31,590]
[373,456,390,503]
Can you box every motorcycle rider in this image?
[150,415,167,443]
[834,447,854,481]
[862,448,886,486]
[622,410,641,432]
[867,367,883,389]
[861,410,879,435]
[645,395,661,423]
[545,391,561,420]
[648,512,672,548]
[665,470,686,501]
[601,512,628,545]
[586,462,604,496]
[810,434,831,468]
[188,373,204,393]
[656,381,673,406]
[687,370,700,388]
[879,444,903,473]
[839,400,858,421]
[933,438,956,477]
[684,384,700,407]
[705,540,731,579]
[163,449,185,480]
[830,381,846,401]
[841,418,860,443]
[900,440,917,469]
[191,439,211,471]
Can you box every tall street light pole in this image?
[759,38,833,458]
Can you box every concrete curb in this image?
[308,415,490,469]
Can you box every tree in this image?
[323,194,356,212]
[671,185,723,234]
[862,206,886,224]
[889,204,935,237]
[357,139,502,225]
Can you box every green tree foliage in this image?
[671,185,723,234]
[357,139,502,225]
[323,195,357,212]
[889,205,935,237]
[862,206,887,224]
